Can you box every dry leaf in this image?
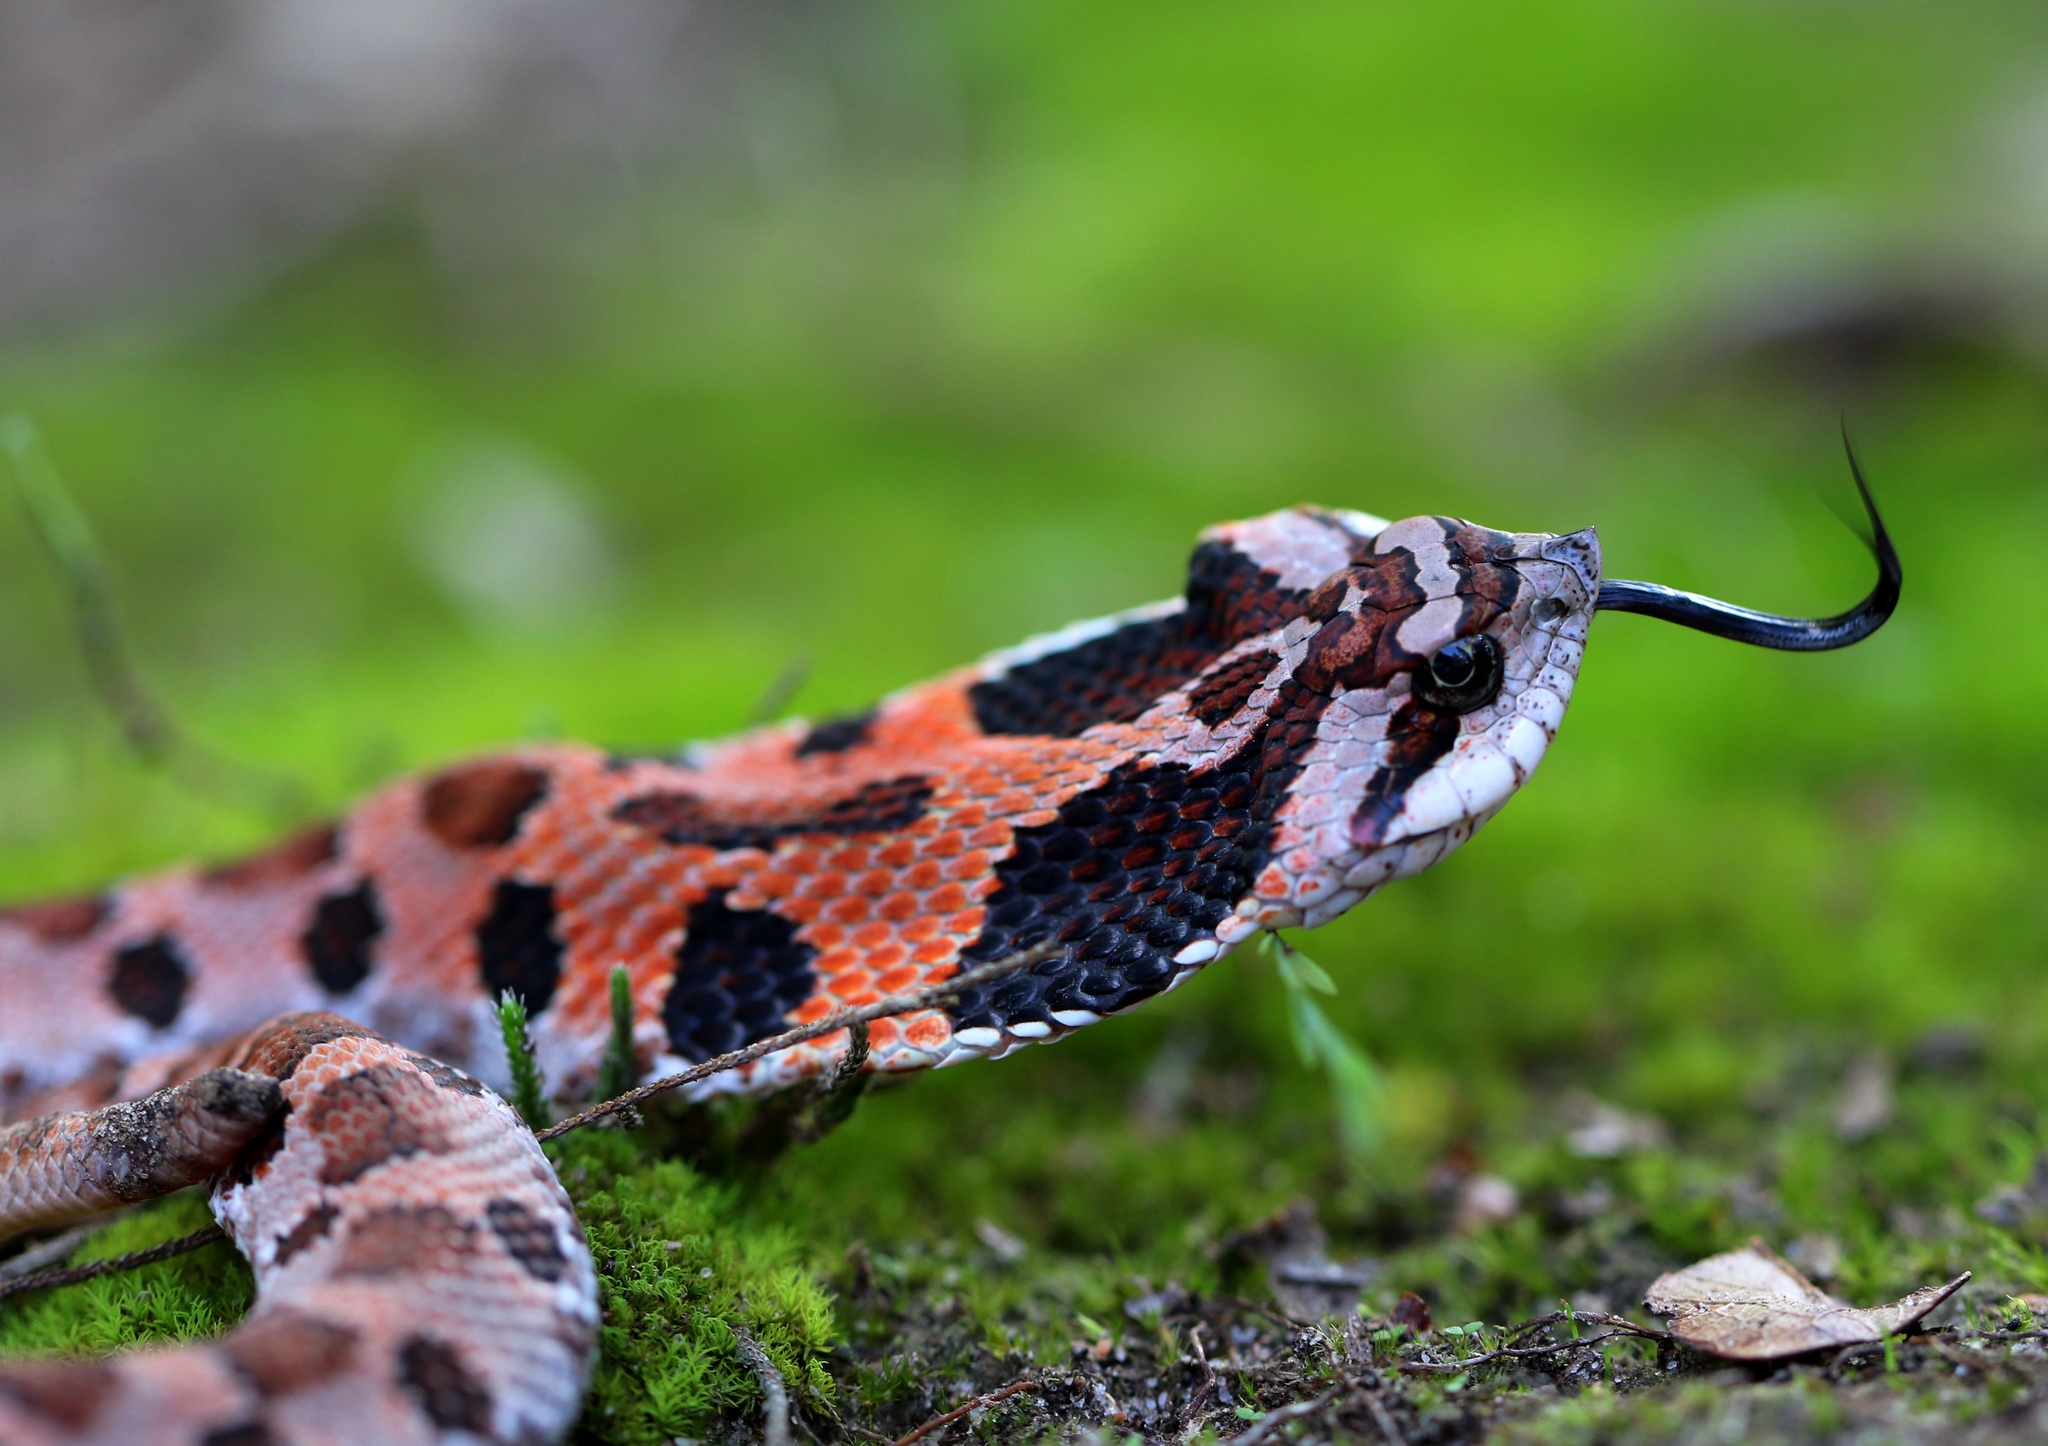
[1644,1239,1968,1361]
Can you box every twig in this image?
[1232,1380,1346,1446]
[891,1378,1041,1446]
[0,1224,226,1303]
[536,943,1058,1141]
[746,656,812,726]
[0,1219,112,1282]
[0,413,309,822]
[732,1324,792,1446]
[1362,1385,1404,1446]
[1396,1313,1666,1376]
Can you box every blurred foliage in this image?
[7,0,2048,1437]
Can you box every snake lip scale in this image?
[0,486,1896,1445]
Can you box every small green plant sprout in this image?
[496,991,550,1130]
[1265,934,1386,1158]
[595,964,638,1103]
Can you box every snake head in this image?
[1162,507,1601,938]
[1167,468,1895,941]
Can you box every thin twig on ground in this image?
[1232,1380,1347,1446]
[1363,1384,1405,1446]
[537,943,1058,1141]
[0,1219,113,1283]
[746,656,812,726]
[0,413,309,822]
[731,1324,792,1446]
[891,1378,1042,1446]
[0,1223,227,1303]
[1397,1314,1666,1376]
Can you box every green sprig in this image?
[1267,935,1385,1159]
[596,965,639,1104]
[497,991,551,1130]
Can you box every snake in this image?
[0,489,1898,1445]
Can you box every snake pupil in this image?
[1415,634,1505,714]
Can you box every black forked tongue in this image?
[1594,434,1902,651]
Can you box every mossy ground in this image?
[8,2,2048,1439]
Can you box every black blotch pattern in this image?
[398,1335,494,1434]
[662,892,817,1064]
[1348,702,1464,846]
[969,541,1310,738]
[274,1203,340,1264]
[420,760,549,849]
[614,775,933,851]
[486,1198,568,1281]
[306,1064,443,1186]
[795,709,877,756]
[951,679,1333,1031]
[476,880,563,1013]
[300,881,383,995]
[108,935,190,1028]
[1188,648,1279,727]
[405,1053,486,1096]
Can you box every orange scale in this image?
[794,995,836,1024]
[842,989,883,1009]
[967,876,1002,902]
[875,840,917,867]
[868,942,909,972]
[989,791,1035,818]
[780,846,824,875]
[901,915,942,944]
[808,921,850,951]
[779,896,823,925]
[798,871,849,900]
[856,868,896,897]
[877,892,920,923]
[924,882,969,914]
[923,830,967,859]
[850,920,894,950]
[943,850,993,881]
[875,964,919,993]
[812,946,862,975]
[944,908,987,936]
[966,822,1010,849]
[950,804,989,829]
[1012,809,1059,829]
[751,871,798,898]
[824,896,872,925]
[904,1015,951,1049]
[902,860,944,890]
[700,858,758,889]
[867,1017,903,1048]
[911,937,957,965]
[824,972,876,1004]
[826,845,872,872]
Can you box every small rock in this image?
[1454,1173,1520,1233]
[1833,1050,1894,1141]
[1783,1233,1842,1283]
[974,1218,1029,1264]
[1563,1094,1668,1159]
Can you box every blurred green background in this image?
[6,0,2048,1331]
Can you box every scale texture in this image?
[0,504,1601,1444]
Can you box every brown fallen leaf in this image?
[1644,1238,1968,1361]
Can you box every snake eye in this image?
[1415,634,1504,714]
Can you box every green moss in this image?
[557,1131,836,1446]
[0,1193,251,1358]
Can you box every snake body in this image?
[0,505,1604,1443]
